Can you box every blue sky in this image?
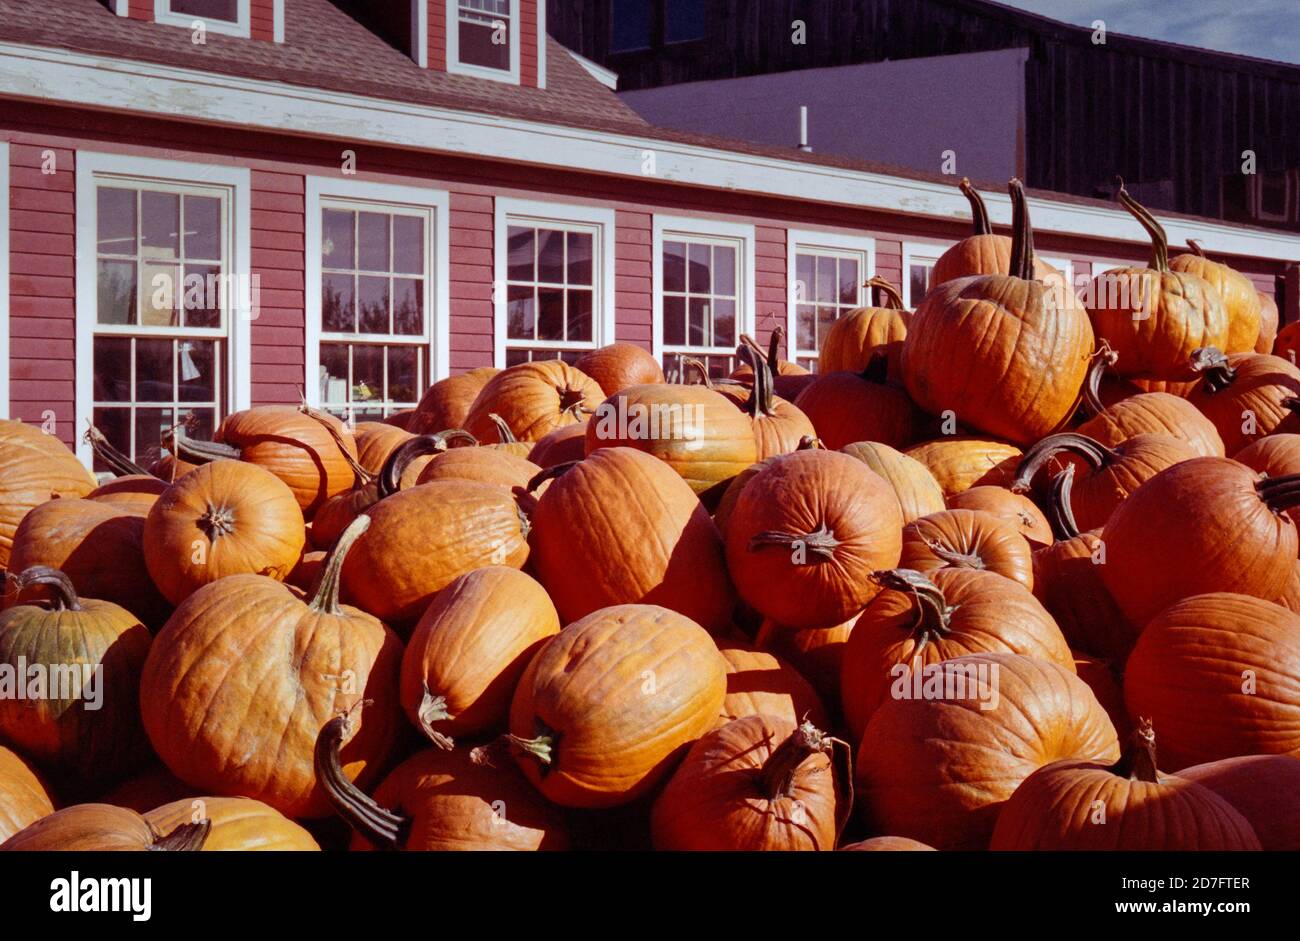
[997,0,1300,65]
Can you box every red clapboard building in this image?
[1,0,1298,469]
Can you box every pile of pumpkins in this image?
[1,178,1298,852]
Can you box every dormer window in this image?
[155,0,251,37]
[447,0,520,83]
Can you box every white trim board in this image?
[445,0,522,86]
[535,0,547,90]
[492,197,616,367]
[304,175,451,407]
[273,0,285,44]
[786,229,875,358]
[412,0,428,67]
[2,41,1299,264]
[900,240,952,308]
[154,0,253,39]
[0,141,8,419]
[74,152,252,466]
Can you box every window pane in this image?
[93,337,131,402]
[538,287,565,341]
[611,0,652,51]
[687,243,711,294]
[459,7,511,71]
[393,278,424,336]
[538,229,565,284]
[507,227,535,282]
[357,276,390,334]
[713,245,736,296]
[795,253,814,305]
[797,305,816,352]
[392,216,424,275]
[184,407,217,441]
[358,212,390,272]
[135,408,173,463]
[182,263,222,328]
[97,260,136,325]
[666,0,706,43]
[818,306,838,347]
[663,241,686,293]
[507,284,535,339]
[170,0,239,22]
[135,339,174,402]
[568,289,593,342]
[840,258,860,305]
[178,340,217,403]
[184,195,221,260]
[352,345,384,404]
[567,231,593,285]
[141,191,180,259]
[910,263,931,304]
[663,295,685,345]
[712,298,735,347]
[323,273,355,332]
[97,188,136,255]
[387,346,419,404]
[322,209,355,269]
[688,297,708,346]
[92,407,131,471]
[320,344,350,404]
[816,256,836,305]
[141,262,180,327]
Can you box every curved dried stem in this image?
[959,177,993,236]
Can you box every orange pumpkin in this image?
[839,441,945,524]
[1187,348,1300,454]
[0,803,209,851]
[411,366,499,434]
[143,797,320,851]
[1169,239,1263,354]
[0,745,55,842]
[903,437,1022,497]
[793,356,923,450]
[840,836,936,851]
[1180,754,1300,850]
[899,508,1036,590]
[728,326,814,402]
[1257,291,1280,354]
[945,485,1052,549]
[0,419,97,570]
[754,616,855,710]
[528,422,588,468]
[574,343,665,396]
[818,275,910,377]
[716,640,828,729]
[352,421,414,475]
[465,360,603,443]
[734,341,817,459]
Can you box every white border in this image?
[273,0,285,44]
[304,176,451,406]
[111,0,130,15]
[0,141,8,419]
[786,228,875,358]
[154,0,253,39]
[445,0,521,86]
[493,197,616,367]
[536,0,546,90]
[652,214,757,364]
[74,152,252,466]
[412,0,429,67]
[900,240,952,307]
[1,43,1298,264]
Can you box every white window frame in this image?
[786,229,875,364]
[0,141,8,419]
[652,214,756,369]
[446,0,522,86]
[901,240,952,308]
[304,176,450,415]
[494,198,615,368]
[75,152,252,467]
[154,0,252,38]
[1037,254,1075,297]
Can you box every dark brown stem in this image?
[1255,472,1300,513]
[298,405,371,485]
[1114,717,1160,783]
[1186,238,1207,258]
[197,505,236,540]
[1081,342,1120,417]
[680,356,713,387]
[767,325,787,372]
[921,536,986,571]
[1116,177,1170,273]
[376,429,477,498]
[488,413,518,444]
[526,460,579,493]
[870,568,955,656]
[1012,432,1118,493]
[865,275,905,310]
[84,424,158,479]
[11,566,82,611]
[1008,178,1035,280]
[416,685,455,751]
[749,522,841,561]
[149,820,211,851]
[172,428,242,464]
[314,708,409,850]
[1189,346,1236,393]
[738,340,777,419]
[306,515,369,615]
[797,435,822,450]
[557,385,592,420]
[959,177,993,236]
[1046,464,1082,541]
[759,720,826,798]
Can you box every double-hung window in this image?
[654,216,755,379]
[788,231,874,370]
[154,0,251,37]
[496,199,615,367]
[77,154,251,470]
[901,242,950,308]
[306,179,449,422]
[447,0,520,82]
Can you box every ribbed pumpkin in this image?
[1179,754,1300,850]
[1100,458,1300,626]
[414,441,541,491]
[140,518,403,818]
[989,719,1260,850]
[944,486,1052,549]
[1170,239,1262,354]
[903,437,1022,497]
[840,836,936,851]
[528,447,734,633]
[143,460,305,606]
[725,449,902,628]
[1073,651,1130,740]
[143,797,320,851]
[411,366,499,434]
[902,180,1094,445]
[754,616,855,709]
[1257,291,1280,354]
[1123,593,1300,770]
[0,745,55,842]
[841,568,1073,743]
[1236,433,1300,524]
[0,803,209,852]
[6,497,170,628]
[352,421,414,475]
[855,652,1119,850]
[400,567,560,749]
[340,477,530,626]
[465,360,603,444]
[793,355,923,450]
[0,568,151,787]
[1084,185,1229,379]
[315,713,569,851]
[507,604,726,808]
[716,640,828,729]
[650,716,851,851]
[931,177,1066,291]
[1275,320,1300,366]
[1187,348,1300,454]
[528,422,588,468]
[734,341,817,459]
[585,382,758,495]
[0,420,97,570]
[840,441,945,524]
[575,343,665,396]
[819,275,910,377]
[729,327,814,401]
[899,508,1034,589]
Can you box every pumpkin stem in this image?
[680,356,713,387]
[1115,177,1170,273]
[865,275,905,310]
[749,521,841,562]
[1186,238,1207,258]
[1011,431,1119,494]
[1115,717,1160,784]
[298,405,372,487]
[415,685,455,750]
[314,707,409,850]
[197,505,236,541]
[1008,178,1035,281]
[920,536,986,571]
[376,430,477,498]
[171,428,243,465]
[737,340,777,419]
[959,177,993,236]
[488,413,519,444]
[557,385,592,420]
[1189,346,1236,393]
[768,325,787,372]
[1255,471,1300,513]
[306,515,370,616]
[526,460,579,494]
[84,424,158,479]
[149,819,211,852]
[870,569,955,656]
[505,723,558,772]
[758,719,831,800]
[1045,464,1083,541]
[1081,342,1120,417]
[10,566,83,611]
[797,435,823,450]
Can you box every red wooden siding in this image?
[127,0,151,20]
[520,0,539,88]
[753,225,785,348]
[251,0,276,41]
[614,210,652,348]
[429,0,447,71]
[448,191,494,370]
[251,169,305,404]
[8,143,76,446]
[875,238,903,293]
